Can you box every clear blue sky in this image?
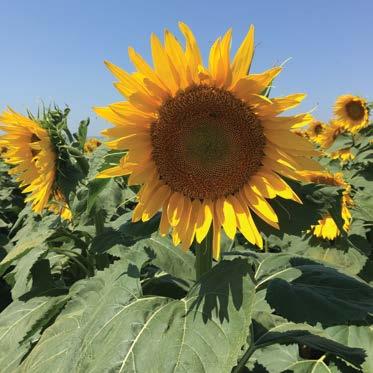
[1,0,372,135]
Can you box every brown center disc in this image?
[346,101,365,121]
[150,85,265,200]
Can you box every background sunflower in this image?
[334,94,370,133]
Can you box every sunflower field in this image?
[0,24,372,373]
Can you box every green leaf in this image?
[325,325,373,372]
[266,263,373,326]
[140,235,196,285]
[20,257,255,373]
[0,222,54,276]
[273,234,367,276]
[91,214,160,253]
[285,359,335,373]
[253,323,365,369]
[86,178,111,214]
[9,247,45,299]
[326,133,353,152]
[76,118,89,149]
[0,291,68,371]
[250,344,299,373]
[254,253,304,289]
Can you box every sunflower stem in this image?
[94,209,105,235]
[195,228,213,281]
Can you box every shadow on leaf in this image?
[188,257,253,323]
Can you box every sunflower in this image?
[302,171,352,240]
[84,137,102,153]
[306,120,326,144]
[334,94,369,133]
[0,108,71,219]
[95,23,321,258]
[330,148,355,163]
[318,120,346,149]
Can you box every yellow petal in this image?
[228,195,256,246]
[212,212,222,260]
[167,192,185,227]
[172,229,181,246]
[262,113,313,130]
[94,106,125,126]
[258,169,302,203]
[105,133,150,150]
[164,30,188,89]
[151,33,179,94]
[195,199,213,243]
[176,197,192,241]
[218,197,237,240]
[142,184,171,222]
[248,175,276,199]
[128,47,169,93]
[178,22,202,83]
[264,130,315,152]
[181,199,201,251]
[159,199,171,236]
[243,186,279,228]
[233,66,282,97]
[236,191,263,248]
[232,25,255,84]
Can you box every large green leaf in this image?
[8,247,46,299]
[19,256,255,373]
[266,262,373,326]
[271,234,368,276]
[325,325,373,372]
[0,218,54,276]
[0,290,68,371]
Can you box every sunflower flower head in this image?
[334,94,370,133]
[84,137,102,153]
[319,120,346,149]
[95,23,322,259]
[302,171,352,240]
[306,120,326,144]
[330,148,355,164]
[0,107,83,220]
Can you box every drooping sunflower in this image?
[302,171,352,240]
[0,109,71,219]
[95,23,322,258]
[84,137,102,153]
[318,120,346,149]
[306,120,326,144]
[334,94,370,133]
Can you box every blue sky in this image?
[1,0,372,135]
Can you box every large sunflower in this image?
[334,94,369,133]
[302,171,352,240]
[0,109,71,220]
[95,23,321,258]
